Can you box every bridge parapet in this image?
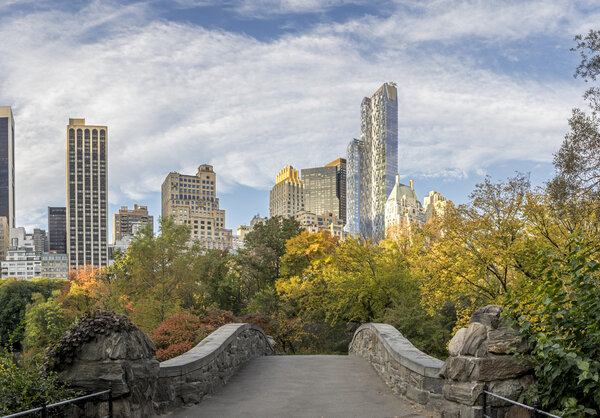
[349,323,453,413]
[154,323,274,414]
[350,306,535,418]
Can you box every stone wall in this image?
[349,323,455,414]
[153,323,274,414]
[440,306,533,418]
[349,306,534,418]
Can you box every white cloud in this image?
[0,0,591,231]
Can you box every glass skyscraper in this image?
[0,107,15,229]
[346,83,398,241]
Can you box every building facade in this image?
[66,118,109,268]
[33,228,48,256]
[344,138,362,236]
[0,216,8,261]
[161,164,232,250]
[325,158,347,224]
[385,176,424,238]
[423,191,450,223]
[359,82,398,242]
[269,166,304,218]
[1,247,41,279]
[113,204,153,243]
[41,253,68,279]
[0,106,15,228]
[295,210,348,240]
[48,207,67,254]
[301,158,346,223]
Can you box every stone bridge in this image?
[58,306,533,418]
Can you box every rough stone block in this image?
[423,376,444,394]
[474,356,533,381]
[487,379,525,407]
[448,327,467,356]
[487,327,529,354]
[469,305,503,329]
[460,323,488,357]
[460,405,483,418]
[406,385,430,404]
[443,381,483,406]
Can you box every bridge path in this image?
[166,355,434,418]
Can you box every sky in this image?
[0,0,598,237]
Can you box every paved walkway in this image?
[166,355,435,418]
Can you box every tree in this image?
[22,292,69,355]
[413,174,537,326]
[550,30,600,202]
[0,278,65,349]
[505,234,600,416]
[109,218,202,332]
[234,216,303,297]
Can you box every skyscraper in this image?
[161,164,232,250]
[325,158,347,224]
[66,118,108,268]
[301,158,346,222]
[346,83,398,241]
[0,106,15,228]
[269,165,304,218]
[48,207,67,254]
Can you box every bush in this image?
[505,235,600,417]
[0,349,76,415]
[151,314,201,361]
[151,310,237,361]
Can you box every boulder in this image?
[50,311,159,418]
[469,305,503,329]
[460,323,488,357]
[448,327,467,356]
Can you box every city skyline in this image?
[1,1,598,235]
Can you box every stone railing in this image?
[153,323,274,414]
[349,323,454,413]
[349,306,534,418]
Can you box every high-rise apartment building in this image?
[66,118,108,268]
[113,204,153,242]
[161,164,232,250]
[345,139,362,236]
[302,158,346,223]
[346,83,398,241]
[270,165,304,218]
[48,207,67,253]
[0,106,15,228]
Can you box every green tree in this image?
[235,216,303,297]
[0,278,65,349]
[550,30,600,202]
[505,235,600,416]
[109,217,202,332]
[22,292,69,354]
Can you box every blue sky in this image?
[0,0,598,236]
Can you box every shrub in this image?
[505,235,600,417]
[0,349,76,415]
